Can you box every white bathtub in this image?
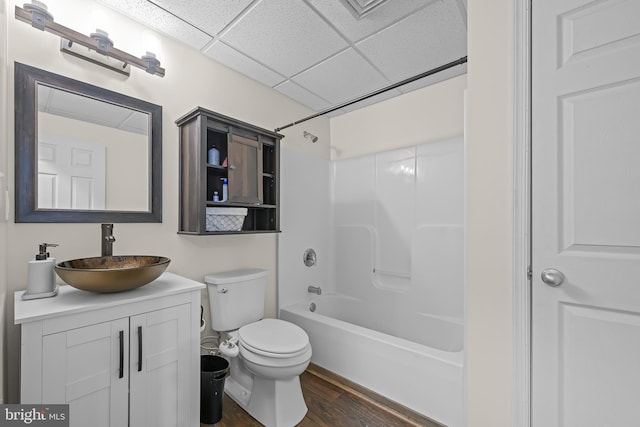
[280,294,464,427]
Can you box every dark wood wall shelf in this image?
[176,107,282,235]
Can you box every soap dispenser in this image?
[22,243,59,300]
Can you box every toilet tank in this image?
[204,269,268,332]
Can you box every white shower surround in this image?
[278,137,465,425]
[332,138,465,319]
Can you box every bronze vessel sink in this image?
[55,255,170,293]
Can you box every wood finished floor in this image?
[202,364,444,427]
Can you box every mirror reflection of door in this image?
[38,137,106,209]
[37,84,150,211]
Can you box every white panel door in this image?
[42,318,129,427]
[37,137,106,209]
[129,304,191,427]
[532,1,640,426]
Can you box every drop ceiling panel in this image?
[337,0,392,19]
[455,0,468,27]
[356,0,466,83]
[151,0,254,36]
[306,0,437,42]
[43,89,123,124]
[204,41,286,87]
[98,0,213,50]
[292,48,389,105]
[220,0,349,76]
[95,0,468,115]
[38,85,148,133]
[119,111,149,134]
[274,81,333,112]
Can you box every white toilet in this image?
[205,269,311,427]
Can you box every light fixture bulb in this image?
[23,0,53,29]
[90,28,114,53]
[142,51,161,74]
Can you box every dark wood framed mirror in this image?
[15,62,162,222]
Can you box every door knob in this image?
[541,268,565,287]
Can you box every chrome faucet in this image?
[101,224,116,256]
[307,285,322,295]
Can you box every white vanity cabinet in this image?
[15,272,205,427]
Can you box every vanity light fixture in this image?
[303,131,318,143]
[15,1,165,77]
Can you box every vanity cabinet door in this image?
[129,304,191,427]
[228,131,263,204]
[42,318,129,427]
[17,275,202,427]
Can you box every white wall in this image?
[278,148,331,310]
[466,0,515,425]
[330,75,466,160]
[0,0,8,404]
[3,0,329,402]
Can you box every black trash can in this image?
[200,355,229,424]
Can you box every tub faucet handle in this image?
[307,285,322,295]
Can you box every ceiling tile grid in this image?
[305,0,439,43]
[274,80,333,112]
[97,0,213,50]
[203,41,286,87]
[39,85,148,134]
[219,0,349,77]
[97,0,467,115]
[356,0,467,83]
[292,48,389,105]
[151,0,254,36]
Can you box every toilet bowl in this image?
[219,319,312,427]
[205,270,312,427]
[238,319,311,426]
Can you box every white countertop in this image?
[14,272,205,324]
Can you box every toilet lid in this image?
[239,319,309,355]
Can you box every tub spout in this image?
[307,285,322,295]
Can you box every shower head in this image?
[303,131,318,143]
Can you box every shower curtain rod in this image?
[274,55,467,132]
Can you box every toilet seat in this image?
[239,319,309,358]
[240,339,310,359]
[240,343,312,369]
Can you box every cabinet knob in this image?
[229,164,236,170]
